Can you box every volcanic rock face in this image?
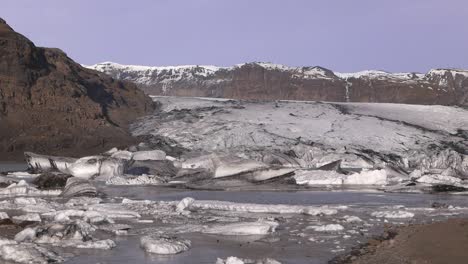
[87,62,468,106]
[0,18,155,159]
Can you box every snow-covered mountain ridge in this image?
[86,62,468,105]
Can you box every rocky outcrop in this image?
[0,18,155,160]
[87,62,468,106]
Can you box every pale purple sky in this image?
[3,0,467,72]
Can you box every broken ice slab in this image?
[25,152,127,180]
[25,152,76,174]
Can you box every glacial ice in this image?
[140,235,191,254]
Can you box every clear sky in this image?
[2,0,467,72]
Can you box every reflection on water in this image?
[0,162,27,173]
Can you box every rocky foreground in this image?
[0,18,155,160]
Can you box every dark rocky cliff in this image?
[0,18,155,160]
[88,62,468,106]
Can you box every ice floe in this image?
[306,224,344,232]
[202,220,278,235]
[188,200,340,215]
[371,210,415,219]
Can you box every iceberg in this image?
[140,235,191,254]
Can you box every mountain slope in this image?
[0,18,155,160]
[87,62,468,106]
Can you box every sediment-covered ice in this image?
[106,174,165,185]
[140,235,191,254]
[14,220,116,249]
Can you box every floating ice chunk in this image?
[294,169,387,185]
[189,200,339,215]
[87,204,141,219]
[181,154,217,170]
[67,156,125,179]
[60,178,97,197]
[6,171,40,178]
[14,197,38,205]
[111,150,133,160]
[105,147,119,154]
[12,213,41,224]
[246,168,295,182]
[140,235,191,254]
[132,150,166,161]
[0,242,63,264]
[371,210,415,218]
[294,170,344,185]
[215,160,268,178]
[0,212,9,220]
[0,180,60,197]
[15,220,116,250]
[176,197,195,213]
[25,152,76,174]
[73,239,116,249]
[15,228,37,242]
[343,215,362,223]
[106,174,165,185]
[65,197,102,206]
[416,174,462,185]
[203,220,278,235]
[307,224,344,232]
[216,256,282,264]
[343,169,387,185]
[216,257,246,264]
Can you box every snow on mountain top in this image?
[427,69,468,78]
[87,61,225,73]
[335,70,424,80]
[86,62,468,82]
